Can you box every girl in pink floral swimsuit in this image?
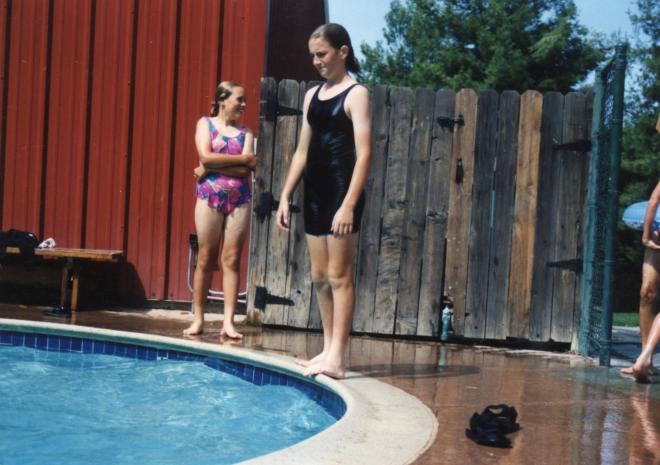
[184,81,256,339]
[195,118,252,213]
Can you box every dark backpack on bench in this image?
[0,229,40,258]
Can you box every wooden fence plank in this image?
[417,90,455,337]
[506,90,543,338]
[571,93,594,350]
[354,85,390,333]
[484,91,520,339]
[372,87,414,335]
[550,92,589,343]
[286,82,313,328]
[308,287,322,330]
[396,88,436,335]
[464,90,499,339]
[444,89,478,335]
[263,79,300,325]
[528,92,564,341]
[246,77,277,323]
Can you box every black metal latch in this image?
[547,258,583,274]
[437,114,464,131]
[254,286,294,310]
[263,100,303,122]
[552,139,591,153]
[455,157,464,184]
[254,192,300,223]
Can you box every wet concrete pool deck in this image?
[2,304,659,465]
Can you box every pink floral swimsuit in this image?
[196,117,251,214]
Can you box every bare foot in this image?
[220,337,243,347]
[633,359,652,384]
[303,361,345,379]
[183,321,204,336]
[220,325,243,340]
[295,352,326,368]
[621,365,654,377]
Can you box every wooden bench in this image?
[4,247,123,312]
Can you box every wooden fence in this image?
[247,78,592,344]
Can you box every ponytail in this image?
[210,102,219,117]
[345,51,360,74]
[210,81,242,116]
[310,23,360,74]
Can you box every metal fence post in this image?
[578,44,627,364]
[599,45,628,365]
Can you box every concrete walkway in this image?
[1,305,659,465]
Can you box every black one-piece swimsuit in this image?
[303,84,366,236]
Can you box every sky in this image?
[327,0,638,62]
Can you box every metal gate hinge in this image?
[547,258,583,274]
[264,102,303,122]
[552,139,591,153]
[277,106,303,117]
[254,192,300,223]
[436,114,464,131]
[254,286,294,310]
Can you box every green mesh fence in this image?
[579,45,627,365]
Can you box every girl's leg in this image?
[304,232,358,379]
[640,250,660,347]
[219,205,251,339]
[633,312,660,383]
[622,250,660,375]
[297,234,332,366]
[185,199,225,335]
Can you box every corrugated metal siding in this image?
[221,0,267,133]
[0,0,322,303]
[166,0,224,300]
[0,0,8,225]
[43,0,92,247]
[125,0,179,299]
[84,0,135,251]
[2,0,50,235]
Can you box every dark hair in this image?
[310,23,360,74]
[210,81,241,117]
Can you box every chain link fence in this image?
[578,45,628,365]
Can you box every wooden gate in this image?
[247,78,592,344]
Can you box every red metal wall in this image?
[0,0,277,302]
[3,0,50,236]
[0,0,8,217]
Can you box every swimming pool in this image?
[0,330,343,465]
[0,318,438,465]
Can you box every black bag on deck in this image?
[0,229,40,258]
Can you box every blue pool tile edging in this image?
[0,329,346,420]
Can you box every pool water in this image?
[0,343,337,465]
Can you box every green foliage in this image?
[627,0,660,114]
[614,0,659,312]
[612,312,640,327]
[359,0,605,92]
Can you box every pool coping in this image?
[0,318,438,465]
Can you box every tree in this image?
[614,0,660,311]
[359,0,605,92]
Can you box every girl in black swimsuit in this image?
[304,83,366,235]
[276,23,371,379]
